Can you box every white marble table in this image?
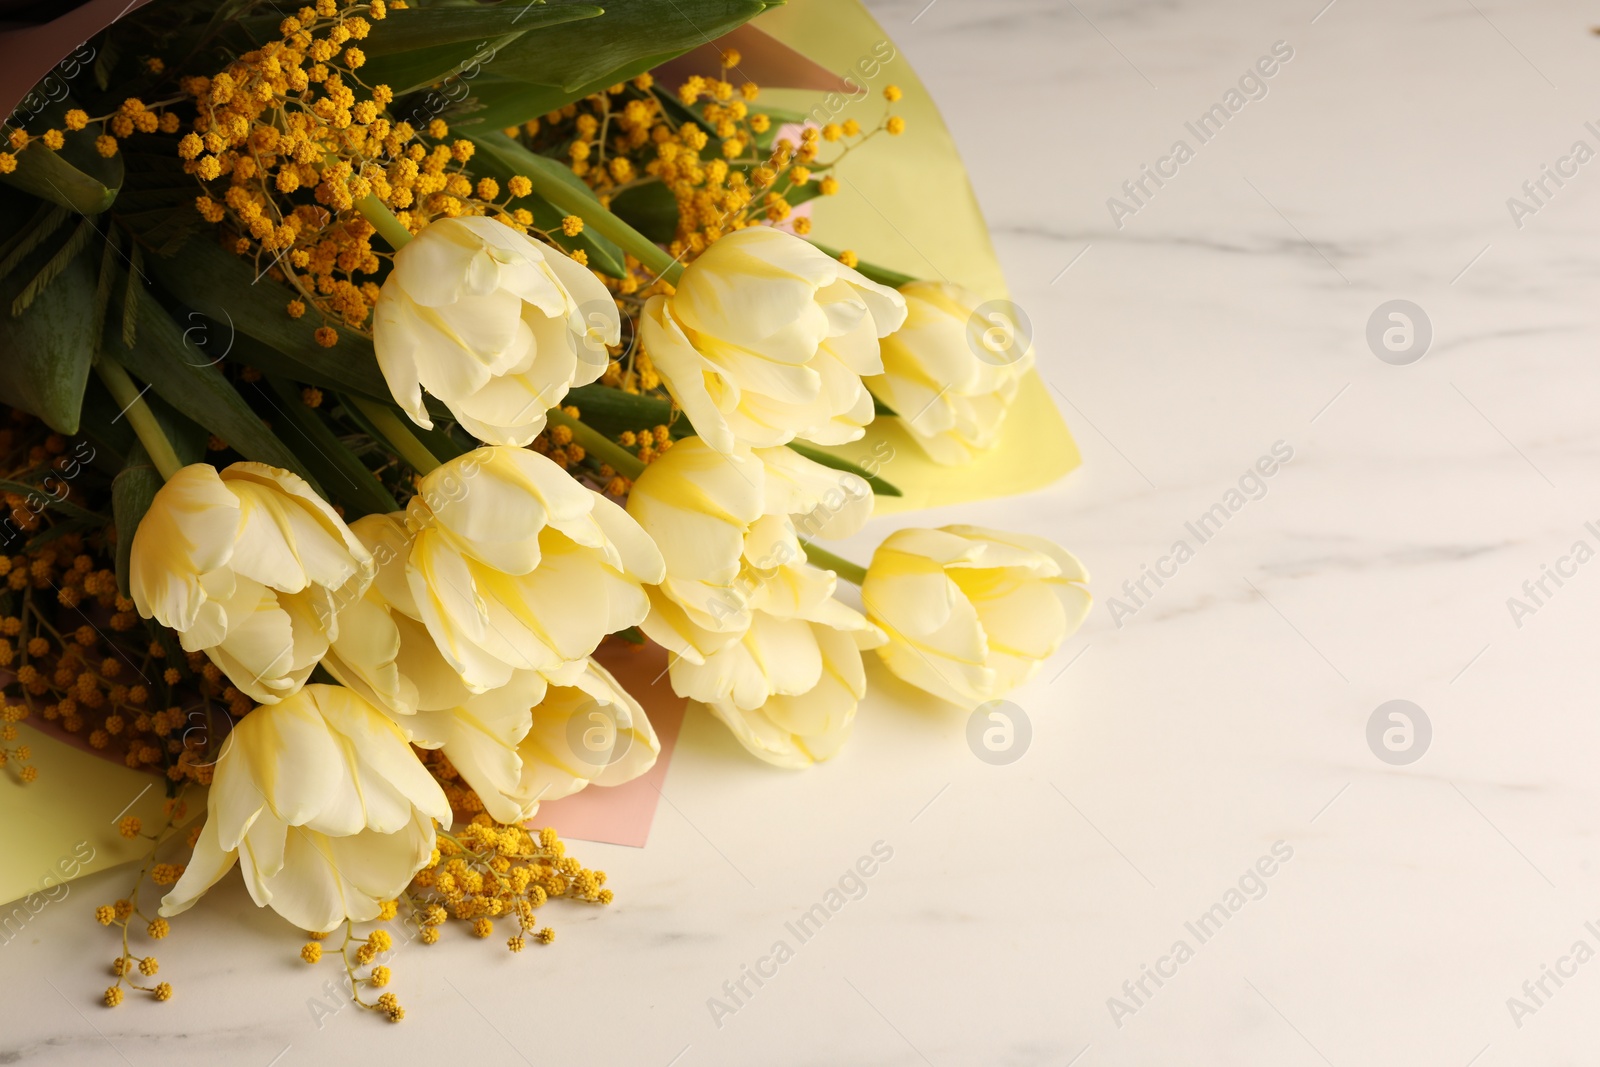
[8,0,1600,1063]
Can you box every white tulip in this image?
[129,462,372,704]
[669,560,885,769]
[404,446,664,692]
[640,227,906,452]
[867,282,1035,465]
[373,216,619,445]
[159,684,450,933]
[626,435,872,663]
[410,658,659,823]
[861,525,1090,707]
[322,516,657,823]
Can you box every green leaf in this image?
[93,36,120,92]
[0,477,107,527]
[465,133,625,276]
[360,5,604,96]
[75,375,207,469]
[491,1,776,95]
[92,224,120,352]
[113,149,204,255]
[786,440,902,497]
[610,181,678,245]
[0,99,124,215]
[334,392,436,477]
[256,376,399,518]
[105,282,322,490]
[445,1,779,131]
[12,215,93,317]
[111,443,161,599]
[0,205,97,433]
[442,68,655,134]
[568,385,903,495]
[121,242,142,347]
[142,235,418,408]
[565,383,677,437]
[0,202,68,283]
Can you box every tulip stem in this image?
[95,358,183,480]
[513,166,684,287]
[356,193,414,250]
[801,541,868,586]
[547,407,644,480]
[350,395,442,475]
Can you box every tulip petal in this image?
[158,814,237,918]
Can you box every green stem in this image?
[547,407,643,480]
[806,242,918,289]
[356,193,413,250]
[802,541,867,586]
[94,359,183,480]
[350,395,441,475]
[516,168,683,286]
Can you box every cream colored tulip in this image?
[159,684,449,933]
[322,516,657,823]
[867,282,1035,465]
[627,435,872,663]
[409,658,659,823]
[373,215,619,445]
[861,525,1090,707]
[669,560,885,769]
[129,462,373,704]
[640,227,906,452]
[404,446,664,692]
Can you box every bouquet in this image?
[0,0,1088,1020]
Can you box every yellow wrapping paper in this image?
[0,0,1078,907]
[0,725,191,914]
[753,0,1080,512]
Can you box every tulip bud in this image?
[640,227,906,452]
[159,684,450,932]
[129,463,373,704]
[373,216,619,445]
[862,525,1089,707]
[868,282,1034,465]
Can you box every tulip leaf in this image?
[441,70,671,135]
[0,100,124,216]
[256,376,399,519]
[334,392,462,476]
[76,374,207,470]
[104,282,322,490]
[786,441,902,497]
[143,234,419,406]
[609,182,678,245]
[111,443,162,599]
[443,1,779,131]
[485,1,777,96]
[564,384,678,437]
[0,200,98,434]
[360,5,605,57]
[466,132,626,277]
[359,5,606,97]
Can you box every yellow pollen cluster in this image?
[176,0,552,342]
